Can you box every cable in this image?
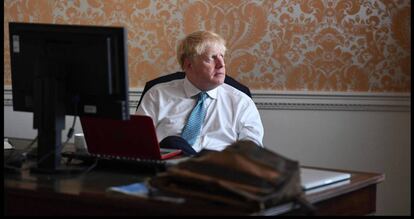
[75,158,98,178]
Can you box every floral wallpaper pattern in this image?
[4,0,411,92]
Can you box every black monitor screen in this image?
[9,22,129,119]
[8,22,130,172]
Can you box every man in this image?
[136,30,264,154]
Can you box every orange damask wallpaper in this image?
[3,0,411,92]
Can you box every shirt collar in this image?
[183,77,218,99]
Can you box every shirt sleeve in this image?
[237,98,264,147]
[135,89,159,127]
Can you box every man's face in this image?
[185,45,226,91]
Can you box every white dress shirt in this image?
[136,77,264,152]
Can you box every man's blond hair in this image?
[177,30,227,70]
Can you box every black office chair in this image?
[136,71,251,111]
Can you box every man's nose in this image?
[215,56,225,68]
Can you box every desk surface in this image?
[4,138,385,216]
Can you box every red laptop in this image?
[80,115,182,160]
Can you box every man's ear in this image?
[183,58,192,71]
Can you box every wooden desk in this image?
[259,166,385,216]
[4,138,384,216]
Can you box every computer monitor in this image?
[8,22,130,172]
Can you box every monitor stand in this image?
[30,77,84,174]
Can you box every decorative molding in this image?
[251,91,411,112]
[4,88,411,112]
[128,90,142,111]
[4,89,13,107]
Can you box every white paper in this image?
[4,139,14,150]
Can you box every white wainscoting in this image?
[3,89,411,215]
[259,107,410,216]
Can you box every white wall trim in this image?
[4,88,411,112]
[4,88,12,107]
[251,91,411,112]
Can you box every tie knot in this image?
[197,92,208,102]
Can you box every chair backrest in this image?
[136,71,251,111]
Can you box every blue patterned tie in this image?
[181,92,208,146]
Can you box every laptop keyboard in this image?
[61,151,167,172]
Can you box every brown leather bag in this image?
[149,140,314,213]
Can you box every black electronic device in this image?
[8,22,130,173]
